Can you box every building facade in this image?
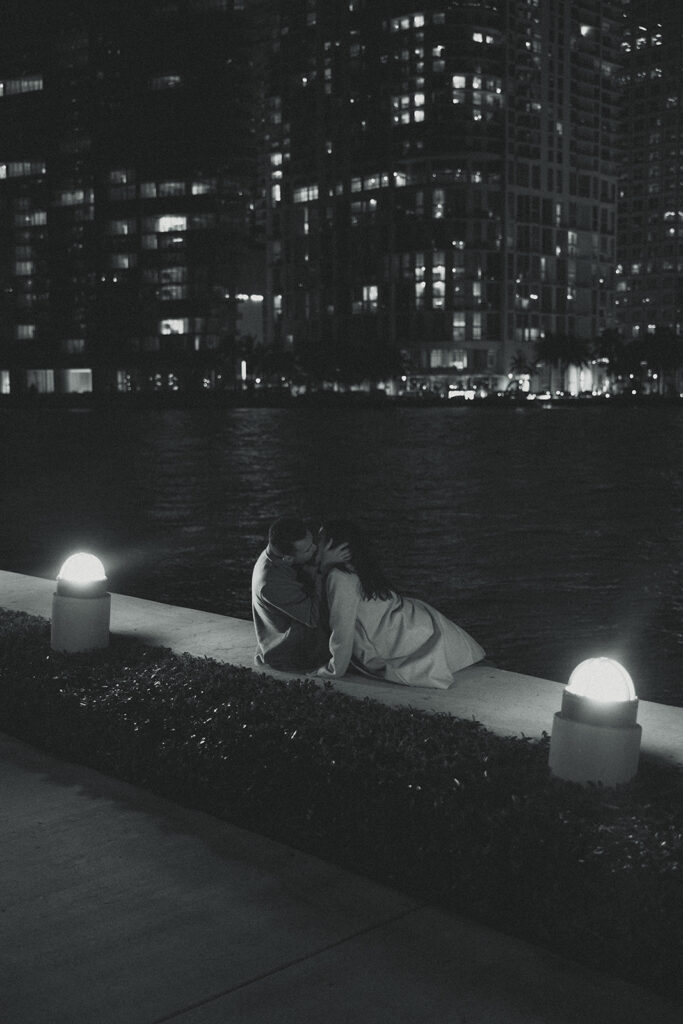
[616,0,683,392]
[264,0,624,392]
[0,0,264,396]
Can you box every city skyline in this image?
[0,0,681,397]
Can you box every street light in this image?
[51,552,111,653]
[548,657,641,786]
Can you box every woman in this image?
[315,519,485,688]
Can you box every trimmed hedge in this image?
[1,608,682,999]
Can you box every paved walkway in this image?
[1,571,682,1022]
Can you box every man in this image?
[251,516,348,671]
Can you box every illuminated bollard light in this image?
[51,552,111,653]
[548,657,642,787]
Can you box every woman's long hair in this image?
[320,519,395,600]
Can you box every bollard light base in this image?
[51,592,111,653]
[549,712,642,787]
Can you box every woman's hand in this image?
[317,539,351,574]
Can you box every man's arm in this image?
[256,540,350,630]
[259,570,323,628]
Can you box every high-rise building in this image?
[0,0,264,397]
[264,0,624,392]
[617,0,683,392]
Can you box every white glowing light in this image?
[566,658,636,703]
[58,553,107,585]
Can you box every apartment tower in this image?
[264,0,623,391]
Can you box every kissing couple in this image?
[251,516,485,688]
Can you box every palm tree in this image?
[593,328,624,368]
[506,349,538,392]
[509,349,538,375]
[534,332,591,393]
[592,328,630,392]
[644,325,682,395]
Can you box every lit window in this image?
[2,161,46,178]
[293,184,319,202]
[26,370,54,393]
[109,170,129,185]
[362,284,378,310]
[158,181,185,197]
[160,318,189,334]
[0,76,43,97]
[15,324,36,340]
[54,189,93,206]
[140,182,157,198]
[151,75,182,90]
[108,219,136,235]
[62,369,92,394]
[109,254,136,269]
[159,285,187,301]
[62,339,85,354]
[14,210,46,226]
[160,266,187,283]
[156,215,187,232]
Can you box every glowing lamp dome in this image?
[58,552,107,584]
[566,658,636,704]
[52,551,110,652]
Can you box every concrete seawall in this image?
[2,569,681,770]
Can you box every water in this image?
[1,401,681,705]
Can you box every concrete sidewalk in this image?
[1,570,682,1022]
[2,733,680,1024]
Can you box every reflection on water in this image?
[1,402,681,704]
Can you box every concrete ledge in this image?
[1,569,682,770]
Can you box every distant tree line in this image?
[508,326,682,395]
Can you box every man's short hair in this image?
[268,516,308,555]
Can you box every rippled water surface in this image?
[1,402,681,704]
